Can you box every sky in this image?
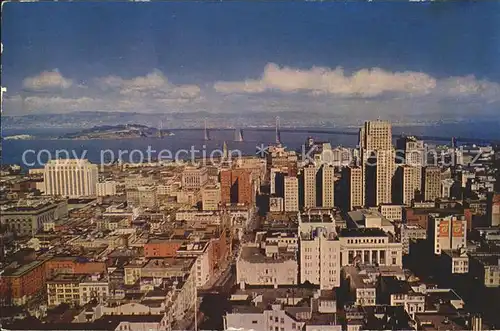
[2,1,500,124]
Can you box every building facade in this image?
[43,159,98,197]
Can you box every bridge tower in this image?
[204,119,210,141]
[234,128,244,142]
[158,120,163,139]
[275,116,281,144]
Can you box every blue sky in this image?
[2,1,500,124]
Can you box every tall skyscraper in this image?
[359,120,393,151]
[396,136,426,166]
[360,120,395,207]
[341,166,364,211]
[302,164,318,209]
[44,159,98,198]
[320,164,335,208]
[393,165,420,206]
[423,166,441,202]
[284,176,299,212]
[270,168,285,197]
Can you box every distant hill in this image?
[58,124,173,140]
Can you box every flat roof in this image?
[239,246,296,263]
[339,228,387,237]
[3,260,45,277]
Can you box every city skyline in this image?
[1,1,500,126]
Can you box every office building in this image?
[364,149,395,207]
[320,164,335,208]
[181,166,208,189]
[202,185,221,211]
[341,166,364,211]
[43,159,98,197]
[359,120,393,151]
[393,165,421,206]
[396,136,425,166]
[220,169,254,206]
[284,176,299,212]
[302,164,318,209]
[423,166,441,202]
[270,168,286,197]
[0,199,68,236]
[360,121,395,207]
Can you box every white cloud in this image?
[5,65,499,125]
[97,69,201,99]
[214,63,437,97]
[438,75,500,100]
[214,63,500,101]
[22,69,73,91]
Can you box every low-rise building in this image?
[338,228,403,267]
[237,245,298,288]
[469,254,500,288]
[341,266,377,306]
[0,199,68,236]
[442,249,469,274]
[96,181,118,197]
[400,224,427,255]
[379,276,425,319]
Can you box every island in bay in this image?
[58,124,175,140]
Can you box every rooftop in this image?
[239,246,297,263]
[339,228,387,238]
[2,260,45,277]
[48,273,87,283]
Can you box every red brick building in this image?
[44,256,107,279]
[220,169,254,206]
[144,239,184,258]
[0,260,46,306]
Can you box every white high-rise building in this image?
[359,120,393,151]
[284,176,299,212]
[321,165,335,208]
[44,159,98,198]
[359,121,395,207]
[299,215,340,289]
[375,149,396,206]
